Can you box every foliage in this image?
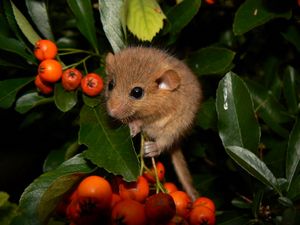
[0,0,300,224]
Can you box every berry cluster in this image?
[56,161,216,225]
[33,39,103,96]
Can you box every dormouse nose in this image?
[107,100,126,119]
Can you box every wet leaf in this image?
[187,47,236,76]
[233,0,292,35]
[216,72,260,152]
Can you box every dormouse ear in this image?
[156,70,181,91]
[105,52,115,69]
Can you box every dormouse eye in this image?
[130,87,144,99]
[108,79,115,91]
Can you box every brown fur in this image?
[105,47,202,200]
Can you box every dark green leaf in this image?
[216,72,260,152]
[226,146,281,195]
[252,190,264,218]
[0,58,28,69]
[98,0,126,52]
[231,198,252,209]
[233,0,292,35]
[82,94,102,107]
[286,116,300,191]
[281,207,299,225]
[43,149,67,173]
[287,175,300,200]
[10,0,41,45]
[0,77,34,109]
[25,0,54,40]
[283,66,298,114]
[165,0,201,34]
[196,97,217,130]
[79,104,140,181]
[0,35,36,63]
[262,136,286,178]
[278,196,293,207]
[261,56,281,93]
[0,193,18,225]
[15,92,53,114]
[281,25,300,52]
[187,47,236,76]
[67,0,98,52]
[18,154,94,225]
[0,192,9,207]
[246,79,292,138]
[2,0,31,50]
[54,83,78,112]
[218,213,250,225]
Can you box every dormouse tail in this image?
[171,148,199,201]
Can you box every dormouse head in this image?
[104,47,181,122]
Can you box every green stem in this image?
[139,134,145,176]
[63,55,92,70]
[59,48,100,57]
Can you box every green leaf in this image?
[281,25,300,52]
[67,0,98,52]
[165,0,201,34]
[0,192,9,207]
[278,196,293,207]
[252,190,264,218]
[54,83,78,112]
[98,0,126,53]
[10,0,41,45]
[18,154,94,225]
[216,72,260,152]
[218,213,250,225]
[233,0,292,35]
[15,92,53,114]
[283,66,298,114]
[0,77,34,109]
[287,175,300,200]
[2,0,31,50]
[196,98,217,130]
[0,192,18,225]
[82,92,102,108]
[246,79,291,138]
[0,58,28,69]
[126,0,166,41]
[231,197,252,209]
[25,0,54,40]
[43,149,67,173]
[0,35,36,63]
[79,104,140,181]
[187,47,236,76]
[226,146,281,195]
[286,116,300,191]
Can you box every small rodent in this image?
[105,47,202,200]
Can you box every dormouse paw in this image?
[144,141,161,158]
[129,121,141,137]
